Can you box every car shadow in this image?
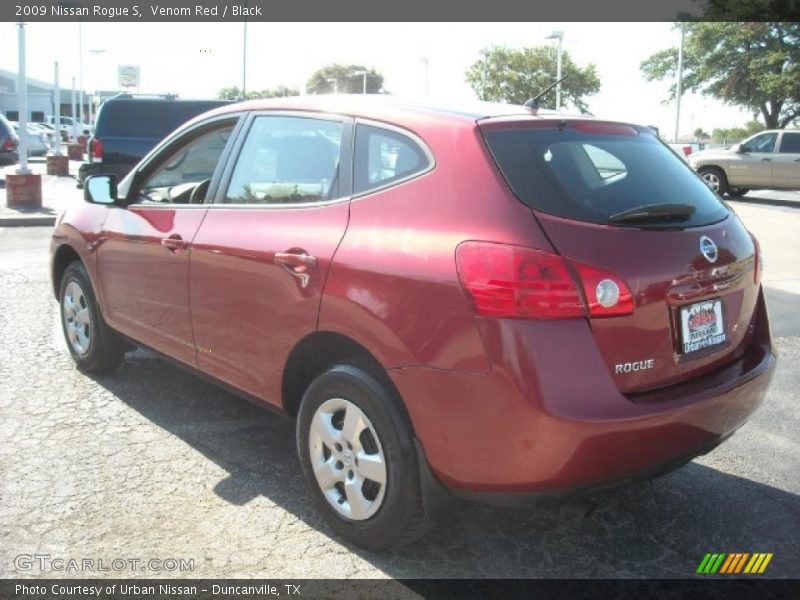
[764,287,800,338]
[89,350,800,578]
[728,193,800,210]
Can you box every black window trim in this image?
[210,110,355,210]
[121,112,246,207]
[351,118,435,199]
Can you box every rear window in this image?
[95,100,226,138]
[779,132,800,153]
[481,122,729,228]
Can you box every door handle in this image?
[274,250,318,288]
[794,158,800,162]
[761,158,771,162]
[274,251,318,268]
[161,234,188,253]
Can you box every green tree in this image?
[743,119,766,136]
[218,86,243,100]
[693,127,709,139]
[465,46,600,113]
[217,86,300,100]
[641,23,800,129]
[306,64,384,95]
[699,0,799,21]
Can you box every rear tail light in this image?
[456,242,584,319]
[456,242,634,319]
[571,262,634,317]
[2,137,13,151]
[90,137,103,160]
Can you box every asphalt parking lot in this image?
[0,202,798,579]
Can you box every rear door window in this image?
[354,124,431,194]
[481,122,729,228]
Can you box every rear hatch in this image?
[479,118,760,394]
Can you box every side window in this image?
[741,132,777,153]
[137,123,234,204]
[354,124,431,194]
[224,116,343,204]
[779,132,800,154]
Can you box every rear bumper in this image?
[444,431,731,508]
[389,288,776,497]
[0,151,18,165]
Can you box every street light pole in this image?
[674,22,686,143]
[546,31,564,111]
[54,61,61,156]
[16,22,29,174]
[89,48,105,125]
[352,70,368,94]
[242,18,247,98]
[420,58,429,97]
[479,50,489,100]
[78,21,84,124]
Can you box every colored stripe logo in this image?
[696,552,773,574]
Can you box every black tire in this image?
[727,187,749,198]
[698,166,729,196]
[59,261,125,373]
[296,363,430,550]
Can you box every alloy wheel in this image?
[702,171,720,192]
[63,280,92,356]
[308,397,387,521]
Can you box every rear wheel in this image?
[59,261,125,373]
[699,166,729,196]
[296,364,429,550]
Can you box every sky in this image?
[0,21,755,138]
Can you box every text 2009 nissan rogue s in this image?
[51,97,775,550]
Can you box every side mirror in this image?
[734,144,746,154]
[84,175,119,205]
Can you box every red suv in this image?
[51,97,776,550]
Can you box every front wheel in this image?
[699,166,729,196]
[727,187,749,197]
[296,364,430,550]
[59,261,125,373]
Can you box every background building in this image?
[0,68,89,122]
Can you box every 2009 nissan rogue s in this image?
[50,97,776,550]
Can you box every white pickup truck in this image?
[46,116,92,142]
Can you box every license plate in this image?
[680,299,726,354]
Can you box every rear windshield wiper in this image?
[608,203,696,224]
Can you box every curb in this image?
[0,215,56,227]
